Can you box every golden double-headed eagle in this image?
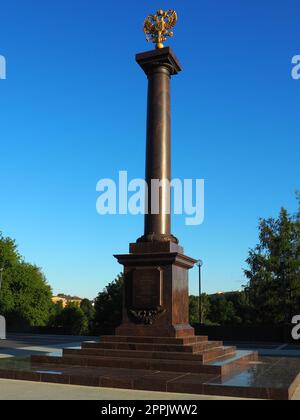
[144,9,178,49]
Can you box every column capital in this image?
[136,47,182,76]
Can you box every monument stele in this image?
[8,11,291,401]
[114,9,197,338]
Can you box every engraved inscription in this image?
[132,268,162,309]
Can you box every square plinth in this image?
[114,243,196,338]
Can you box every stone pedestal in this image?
[115,242,196,338]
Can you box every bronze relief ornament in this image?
[130,307,166,325]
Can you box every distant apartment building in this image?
[51,295,82,308]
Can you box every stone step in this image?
[32,346,238,375]
[100,335,208,345]
[63,345,236,363]
[1,352,296,399]
[201,347,237,363]
[81,340,223,354]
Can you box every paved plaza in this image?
[0,378,248,400]
[0,333,96,359]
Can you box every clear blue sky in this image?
[0,0,299,299]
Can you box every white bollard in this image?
[0,316,6,339]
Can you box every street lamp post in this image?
[196,260,203,324]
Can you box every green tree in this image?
[0,233,21,269]
[54,302,89,335]
[2,262,53,327]
[208,294,241,325]
[222,291,252,325]
[48,300,64,326]
[0,232,53,328]
[244,204,300,324]
[189,294,210,324]
[94,274,123,332]
[80,298,95,331]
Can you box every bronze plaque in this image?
[132,268,162,309]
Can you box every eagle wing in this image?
[144,16,155,34]
[164,10,178,30]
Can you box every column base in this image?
[116,323,195,338]
[136,233,179,244]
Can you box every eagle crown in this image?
[144,9,178,50]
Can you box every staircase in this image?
[1,334,300,399]
[31,335,257,376]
